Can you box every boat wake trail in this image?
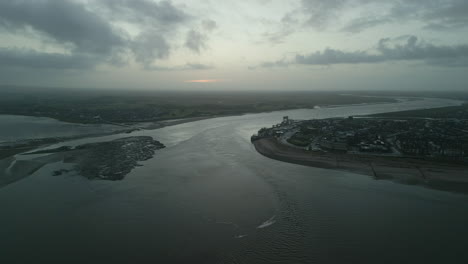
[257,215,276,229]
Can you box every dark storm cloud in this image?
[258,36,468,67]
[0,48,98,69]
[295,0,468,32]
[0,0,197,70]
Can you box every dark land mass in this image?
[0,116,211,160]
[0,136,165,187]
[254,137,468,194]
[0,130,135,160]
[352,90,468,101]
[252,103,468,193]
[369,102,468,119]
[0,86,396,124]
[55,136,165,180]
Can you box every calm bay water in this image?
[1,98,468,263]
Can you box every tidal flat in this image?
[253,137,468,193]
[0,136,165,187]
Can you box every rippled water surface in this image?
[1,98,468,263]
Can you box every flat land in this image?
[0,136,165,187]
[370,102,468,119]
[0,87,396,124]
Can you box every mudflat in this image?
[253,137,468,193]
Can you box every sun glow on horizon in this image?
[184,79,224,83]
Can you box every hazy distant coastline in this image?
[0,89,397,125]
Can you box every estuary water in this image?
[1,98,468,264]
[0,115,119,142]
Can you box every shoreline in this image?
[0,115,218,181]
[0,115,217,158]
[253,137,468,193]
[1,97,465,189]
[0,136,165,187]
[0,98,405,158]
[0,94,402,127]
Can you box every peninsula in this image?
[252,105,468,193]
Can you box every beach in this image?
[253,137,468,193]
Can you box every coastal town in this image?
[252,115,468,162]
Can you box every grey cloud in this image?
[97,0,190,27]
[296,0,468,32]
[258,36,468,67]
[375,36,468,62]
[262,12,298,44]
[299,0,349,30]
[185,30,207,54]
[341,17,391,33]
[0,0,194,70]
[182,63,214,70]
[131,32,171,68]
[270,0,349,43]
[295,49,381,65]
[184,20,217,54]
[0,48,99,69]
[146,63,214,71]
[420,1,468,31]
[0,0,124,55]
[263,28,295,44]
[254,59,289,69]
[202,19,217,32]
[99,0,192,66]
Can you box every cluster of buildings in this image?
[253,116,468,161]
[251,116,298,140]
[394,119,468,158]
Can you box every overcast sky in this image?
[0,0,467,91]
